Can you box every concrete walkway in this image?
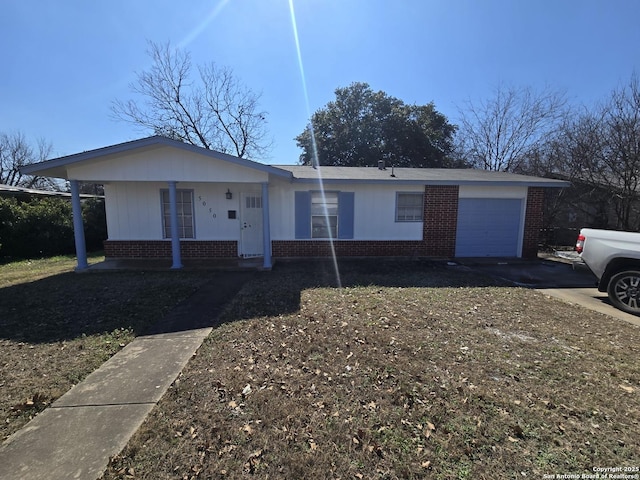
[0,272,252,480]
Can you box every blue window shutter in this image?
[294,191,311,239]
[338,192,355,239]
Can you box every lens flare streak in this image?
[288,0,342,287]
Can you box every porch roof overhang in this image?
[20,136,294,182]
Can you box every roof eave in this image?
[20,136,293,180]
[290,178,570,187]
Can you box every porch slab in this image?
[86,257,269,271]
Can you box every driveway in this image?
[461,255,640,327]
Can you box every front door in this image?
[240,193,263,257]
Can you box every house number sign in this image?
[198,195,217,219]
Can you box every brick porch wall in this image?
[423,185,459,257]
[271,240,426,258]
[522,187,544,258]
[103,240,238,259]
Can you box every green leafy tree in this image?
[295,82,457,167]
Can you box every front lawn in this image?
[0,255,212,440]
[102,260,640,479]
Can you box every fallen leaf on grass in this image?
[244,449,263,474]
[241,424,254,435]
[619,384,634,393]
[11,393,49,412]
[367,443,384,458]
[423,421,436,438]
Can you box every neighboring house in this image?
[540,174,640,247]
[0,183,102,201]
[21,136,567,269]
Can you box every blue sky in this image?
[2,0,639,165]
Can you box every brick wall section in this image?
[422,185,459,257]
[104,240,237,259]
[272,241,426,258]
[522,187,544,258]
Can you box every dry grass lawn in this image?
[0,255,212,440]
[101,260,639,479]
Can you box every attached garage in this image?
[455,198,524,257]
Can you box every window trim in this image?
[395,192,424,222]
[160,188,195,239]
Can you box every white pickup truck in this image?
[576,228,640,315]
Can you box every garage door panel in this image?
[455,198,522,257]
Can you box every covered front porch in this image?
[68,179,274,271]
[19,137,292,272]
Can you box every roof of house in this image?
[20,135,568,188]
[276,165,568,187]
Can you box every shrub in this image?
[82,198,107,251]
[0,196,106,259]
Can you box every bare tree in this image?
[527,75,640,231]
[0,132,56,189]
[591,75,640,230]
[456,85,566,171]
[112,41,271,159]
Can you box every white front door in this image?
[240,193,263,257]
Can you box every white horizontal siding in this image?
[268,181,423,241]
[105,181,259,241]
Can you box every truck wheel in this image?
[608,270,640,316]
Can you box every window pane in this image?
[312,215,338,238]
[161,189,195,238]
[310,191,340,237]
[396,193,423,222]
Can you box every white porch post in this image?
[69,180,88,270]
[168,181,183,269]
[261,182,272,269]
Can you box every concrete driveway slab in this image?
[462,257,640,327]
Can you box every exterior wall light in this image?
[225,188,233,199]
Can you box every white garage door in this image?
[455,198,523,257]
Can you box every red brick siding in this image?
[522,187,544,258]
[272,241,426,258]
[423,185,459,257]
[104,240,237,259]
